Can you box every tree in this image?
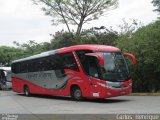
[0,41,52,66]
[49,26,119,49]
[152,0,160,14]
[117,20,160,92]
[117,18,142,36]
[80,26,118,45]
[50,31,77,48]
[13,40,52,57]
[33,0,118,35]
[0,46,24,66]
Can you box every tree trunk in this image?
[76,18,84,36]
[66,23,71,32]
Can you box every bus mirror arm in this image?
[123,52,137,64]
[97,55,104,67]
[85,53,104,67]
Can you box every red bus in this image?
[11,45,136,100]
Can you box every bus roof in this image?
[12,44,120,63]
[12,50,57,63]
[57,44,120,53]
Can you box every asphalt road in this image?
[0,90,160,114]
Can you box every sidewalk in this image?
[0,90,14,96]
[129,93,160,96]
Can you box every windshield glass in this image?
[100,52,130,82]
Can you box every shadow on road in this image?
[84,98,132,103]
[18,93,132,103]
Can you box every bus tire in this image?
[71,86,83,101]
[24,85,30,97]
[0,84,2,90]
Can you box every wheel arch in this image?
[23,84,28,90]
[70,84,81,95]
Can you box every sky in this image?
[0,0,158,46]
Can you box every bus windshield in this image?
[100,52,130,82]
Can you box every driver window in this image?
[84,56,100,78]
[75,50,100,78]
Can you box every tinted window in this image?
[76,50,93,74]
[61,52,79,71]
[12,63,20,74]
[20,62,28,73]
[28,59,40,72]
[41,54,63,71]
[80,55,100,78]
[12,53,78,73]
[12,54,62,73]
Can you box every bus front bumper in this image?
[88,80,132,99]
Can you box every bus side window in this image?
[87,56,100,78]
[42,54,63,71]
[75,50,93,74]
[28,59,40,72]
[61,52,79,72]
[12,63,20,74]
[20,62,28,73]
[52,54,66,78]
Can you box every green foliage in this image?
[80,27,118,45]
[117,20,160,92]
[14,40,52,57]
[50,27,119,49]
[0,40,52,66]
[51,31,78,49]
[0,46,24,66]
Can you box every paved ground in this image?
[0,90,160,114]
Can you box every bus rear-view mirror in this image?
[85,53,104,67]
[123,52,137,64]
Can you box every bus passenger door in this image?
[84,56,102,97]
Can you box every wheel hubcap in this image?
[25,88,29,95]
[74,90,81,99]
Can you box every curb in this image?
[128,93,160,96]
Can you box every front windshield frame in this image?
[99,52,130,82]
[75,50,130,82]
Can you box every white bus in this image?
[0,67,12,90]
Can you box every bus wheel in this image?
[71,86,83,101]
[0,84,2,90]
[24,86,30,96]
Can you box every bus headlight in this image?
[97,82,106,87]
